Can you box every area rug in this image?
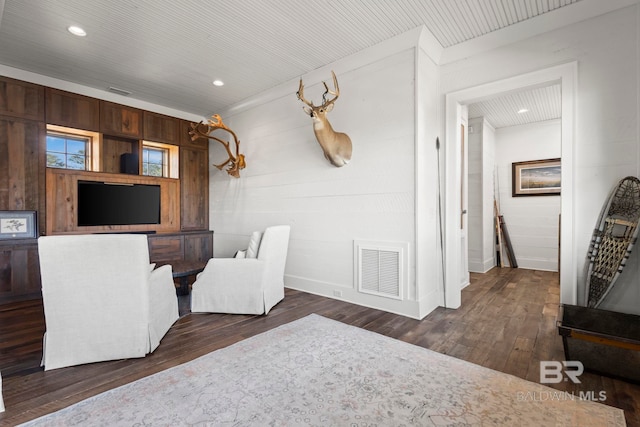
[20,314,625,426]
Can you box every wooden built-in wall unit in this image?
[45,169,181,235]
[0,75,211,304]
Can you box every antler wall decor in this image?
[189,114,245,178]
[297,71,352,167]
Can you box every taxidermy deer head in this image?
[297,71,352,167]
[189,114,245,178]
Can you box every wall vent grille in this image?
[107,86,132,96]
[355,241,406,300]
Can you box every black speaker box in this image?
[120,153,139,174]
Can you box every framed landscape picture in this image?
[512,158,561,197]
[0,210,38,240]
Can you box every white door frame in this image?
[444,62,577,308]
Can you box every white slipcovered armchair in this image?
[191,225,290,315]
[38,234,179,371]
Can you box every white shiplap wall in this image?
[209,42,429,317]
[467,117,497,273]
[482,120,497,272]
[495,120,561,272]
[441,4,640,314]
[467,118,484,272]
[206,4,640,316]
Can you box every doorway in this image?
[443,62,577,309]
[467,85,562,275]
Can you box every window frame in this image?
[142,141,179,179]
[45,125,100,171]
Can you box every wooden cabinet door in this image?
[184,232,213,262]
[0,241,42,304]
[100,101,142,138]
[180,119,209,149]
[148,235,184,262]
[0,117,45,226]
[144,111,180,144]
[45,88,100,131]
[0,77,45,121]
[180,146,209,231]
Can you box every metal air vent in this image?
[355,240,408,300]
[107,86,132,96]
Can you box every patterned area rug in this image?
[20,314,625,426]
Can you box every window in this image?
[142,146,168,177]
[46,125,99,171]
[46,133,91,170]
[142,141,179,178]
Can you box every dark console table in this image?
[159,259,207,296]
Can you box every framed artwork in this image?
[0,210,38,240]
[512,158,561,197]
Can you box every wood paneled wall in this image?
[0,78,45,121]
[0,241,41,303]
[180,147,209,230]
[0,75,210,304]
[45,88,100,131]
[0,116,46,228]
[101,135,139,174]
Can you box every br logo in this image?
[540,361,584,384]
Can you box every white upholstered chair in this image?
[38,234,179,371]
[191,225,290,315]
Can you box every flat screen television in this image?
[77,181,161,226]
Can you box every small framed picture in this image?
[0,210,38,240]
[512,158,561,197]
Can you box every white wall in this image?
[415,35,443,314]
[495,120,561,271]
[468,118,483,272]
[440,5,640,314]
[482,120,497,272]
[211,29,441,319]
[468,117,496,273]
[213,4,640,316]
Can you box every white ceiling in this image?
[469,83,561,128]
[0,0,633,124]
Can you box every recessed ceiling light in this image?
[517,108,529,114]
[68,25,87,37]
[212,80,224,87]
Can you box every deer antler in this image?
[188,115,245,178]
[321,71,340,107]
[298,71,341,109]
[296,79,314,108]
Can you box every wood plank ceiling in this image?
[469,84,562,129]
[0,0,589,124]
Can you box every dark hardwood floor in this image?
[1,267,639,426]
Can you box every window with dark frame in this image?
[142,146,169,177]
[46,132,91,170]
